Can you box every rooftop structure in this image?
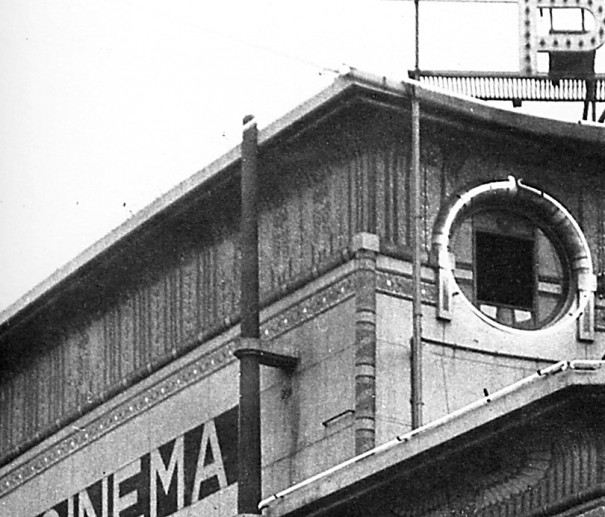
[1,70,605,517]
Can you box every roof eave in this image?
[1,70,602,332]
[0,75,366,332]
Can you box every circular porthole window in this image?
[432,177,594,333]
[451,208,570,330]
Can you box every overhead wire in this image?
[119,0,341,76]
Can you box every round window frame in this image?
[432,177,595,335]
[453,206,572,330]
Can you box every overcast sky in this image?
[1,0,603,312]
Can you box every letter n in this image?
[78,477,108,517]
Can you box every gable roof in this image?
[1,69,603,333]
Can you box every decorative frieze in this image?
[376,271,437,305]
[0,338,238,498]
[0,129,416,462]
[0,271,357,497]
[261,274,355,341]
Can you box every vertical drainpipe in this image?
[238,114,262,514]
[352,233,379,454]
[240,118,260,342]
[410,91,423,430]
[410,0,424,430]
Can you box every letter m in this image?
[150,435,185,517]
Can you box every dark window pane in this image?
[475,232,534,309]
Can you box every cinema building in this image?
[2,70,605,517]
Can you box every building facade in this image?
[1,71,605,517]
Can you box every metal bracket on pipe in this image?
[234,348,298,371]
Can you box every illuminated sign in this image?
[520,0,605,73]
[389,0,605,75]
[37,407,238,517]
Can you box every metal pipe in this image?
[238,114,262,514]
[410,91,423,430]
[241,115,260,340]
[414,0,420,81]
[235,347,262,514]
[410,0,423,429]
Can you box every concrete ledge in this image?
[262,362,605,516]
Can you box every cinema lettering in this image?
[37,407,238,517]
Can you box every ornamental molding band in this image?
[261,274,355,341]
[0,338,239,498]
[0,273,356,498]
[376,270,437,306]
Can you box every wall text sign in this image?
[37,407,238,517]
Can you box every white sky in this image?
[1,0,603,312]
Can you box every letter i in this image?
[102,477,108,517]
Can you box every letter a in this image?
[190,419,228,503]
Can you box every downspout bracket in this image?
[234,347,298,371]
